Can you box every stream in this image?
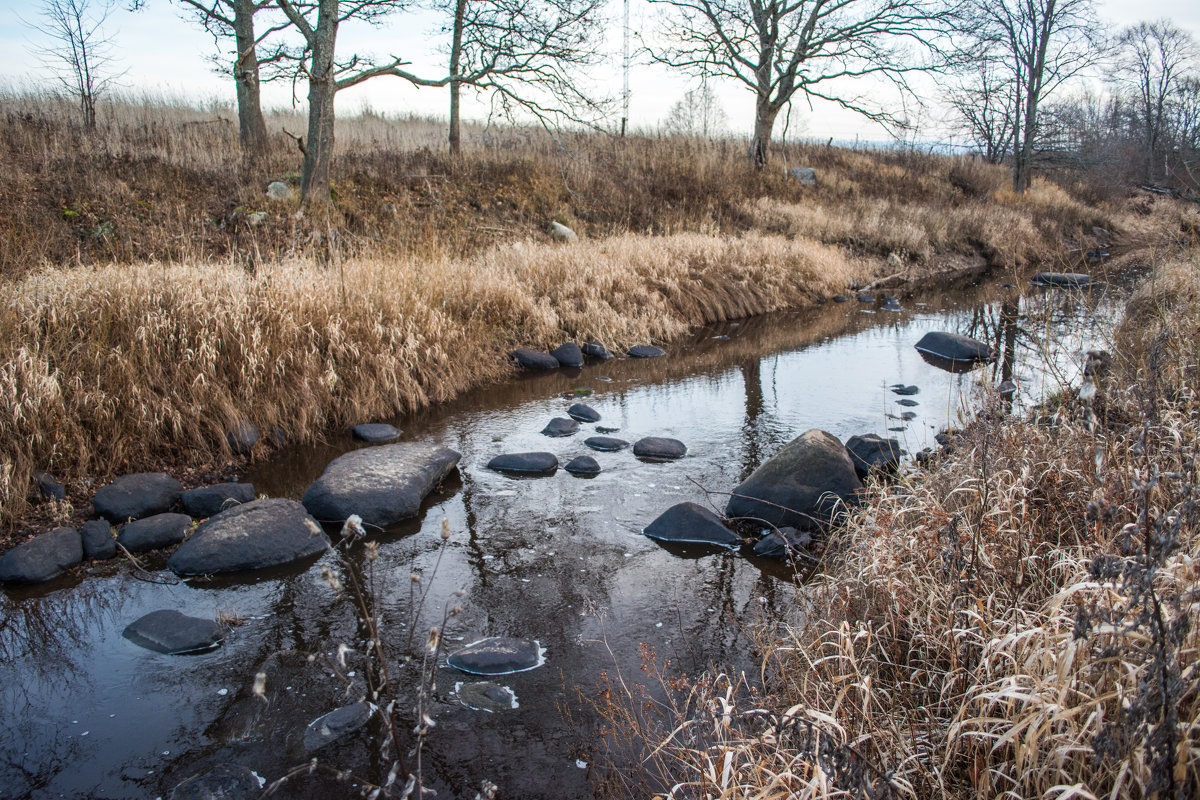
[0,264,1134,799]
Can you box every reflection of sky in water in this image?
[0,276,1131,799]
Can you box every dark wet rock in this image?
[998,380,1017,398]
[581,341,612,360]
[181,483,256,518]
[0,527,82,585]
[226,420,260,455]
[881,301,903,312]
[752,526,813,560]
[914,331,995,365]
[1031,272,1091,288]
[352,423,403,443]
[301,443,461,528]
[33,471,66,502]
[550,342,584,368]
[900,411,918,421]
[595,425,620,433]
[857,294,875,303]
[1085,250,1109,264]
[488,452,559,474]
[564,456,601,476]
[896,398,919,407]
[118,513,193,553]
[541,417,580,437]
[511,348,560,370]
[628,345,666,358]
[633,437,687,460]
[303,702,374,754]
[93,473,183,523]
[168,498,329,576]
[567,403,600,423]
[448,637,545,675]
[81,520,116,560]
[122,609,223,655]
[643,502,740,548]
[169,763,263,800]
[832,295,848,303]
[845,434,906,478]
[585,436,628,451]
[726,430,862,531]
[456,681,518,712]
[891,384,919,396]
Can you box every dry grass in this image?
[590,247,1200,798]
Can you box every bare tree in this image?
[955,0,1102,193]
[662,79,728,136]
[646,0,951,167]
[1114,20,1198,184]
[944,59,1017,163]
[29,0,120,130]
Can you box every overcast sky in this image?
[1,0,1199,142]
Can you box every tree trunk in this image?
[749,102,778,169]
[233,0,270,158]
[301,1,339,203]
[447,0,467,159]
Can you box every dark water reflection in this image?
[0,267,1135,799]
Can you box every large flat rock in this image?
[92,473,183,523]
[122,609,223,654]
[726,429,862,530]
[914,331,995,364]
[643,503,741,548]
[301,443,461,529]
[168,498,329,576]
[117,513,193,553]
[0,527,83,585]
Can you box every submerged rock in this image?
[92,473,183,523]
[455,681,518,712]
[627,345,666,358]
[352,423,403,443]
[488,452,559,474]
[585,436,628,452]
[896,398,919,407]
[633,437,687,460]
[857,294,875,303]
[541,417,580,438]
[643,502,740,549]
[448,637,545,675]
[301,443,461,528]
[123,609,223,655]
[303,702,374,754]
[914,331,995,365]
[581,342,612,360]
[511,348,560,370]
[845,434,906,478]
[168,498,329,576]
[1031,272,1091,288]
[564,456,601,476]
[0,527,83,585]
[80,519,116,560]
[567,403,600,423]
[169,763,263,800]
[726,430,862,531]
[117,513,193,553]
[551,343,584,368]
[752,526,813,561]
[181,483,256,518]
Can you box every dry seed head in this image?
[410,572,421,584]
[252,671,267,698]
[320,564,343,592]
[441,518,451,540]
[365,540,379,561]
[426,626,440,652]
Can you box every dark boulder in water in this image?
[857,294,875,303]
[564,456,601,476]
[628,345,666,358]
[567,403,600,423]
[726,430,862,530]
[511,348,560,370]
[752,526,813,561]
[488,452,559,474]
[914,331,995,365]
[81,520,116,560]
[455,681,518,712]
[585,436,629,452]
[92,472,183,523]
[352,423,403,443]
[633,437,687,460]
[581,342,612,360]
[643,502,740,548]
[1031,272,1090,288]
[896,398,919,407]
[303,702,374,754]
[550,342,584,368]
[118,513,193,553]
[168,498,329,576]
[845,434,906,478]
[832,295,848,303]
[541,417,580,437]
[0,527,83,585]
[448,637,545,675]
[890,384,919,396]
[181,482,256,518]
[122,609,223,654]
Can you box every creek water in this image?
[0,265,1134,799]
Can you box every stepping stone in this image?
[541,418,579,437]
[550,343,584,368]
[567,403,600,423]
[900,411,918,420]
[168,498,329,577]
[581,342,612,360]
[0,527,83,585]
[226,420,260,455]
[832,295,848,303]
[117,513,193,553]
[896,398,919,407]
[487,452,559,474]
[585,436,628,452]
[914,331,995,365]
[81,520,116,560]
[1031,272,1090,288]
[455,682,518,712]
[352,423,402,443]
[122,609,223,654]
[92,473,183,523]
[857,294,875,303]
[627,345,666,358]
[301,443,461,529]
[595,425,620,433]
[633,437,687,460]
[181,483,256,518]
[511,348,560,370]
[448,637,545,675]
[303,702,374,754]
[845,434,906,478]
[753,527,813,560]
[564,456,601,476]
[890,384,919,396]
[643,502,740,549]
[168,764,263,800]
